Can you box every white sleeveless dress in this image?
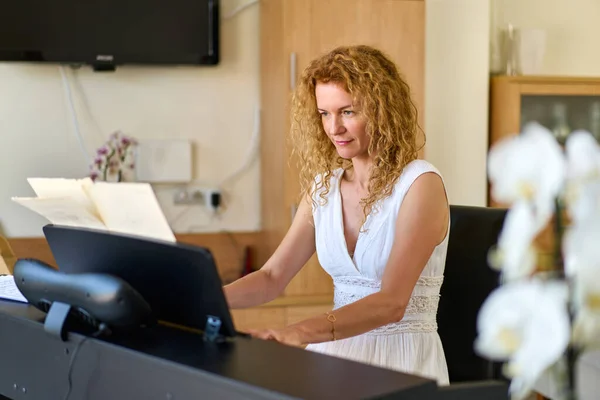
[305,159,450,385]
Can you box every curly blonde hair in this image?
[290,45,423,222]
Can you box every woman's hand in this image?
[246,327,304,347]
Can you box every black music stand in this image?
[43,224,237,341]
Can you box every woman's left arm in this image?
[249,172,449,346]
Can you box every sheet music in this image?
[86,182,176,243]
[11,197,107,230]
[0,275,27,303]
[27,177,100,218]
[13,177,176,243]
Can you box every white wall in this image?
[491,0,600,76]
[8,0,594,236]
[424,0,491,207]
[0,0,260,237]
[425,0,600,207]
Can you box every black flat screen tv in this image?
[0,0,219,70]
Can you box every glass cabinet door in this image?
[520,95,600,144]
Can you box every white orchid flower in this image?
[475,280,570,400]
[563,216,600,348]
[564,130,600,224]
[565,180,600,227]
[488,122,567,231]
[571,273,600,348]
[571,276,600,348]
[565,130,600,181]
[563,215,600,279]
[572,307,600,349]
[490,201,538,281]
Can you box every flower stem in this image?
[555,197,565,276]
[555,197,577,399]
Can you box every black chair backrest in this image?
[437,205,508,383]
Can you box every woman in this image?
[224,45,450,385]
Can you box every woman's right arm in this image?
[223,196,316,309]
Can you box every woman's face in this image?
[315,82,370,161]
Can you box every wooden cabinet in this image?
[260,0,425,297]
[490,76,600,153]
[489,75,600,264]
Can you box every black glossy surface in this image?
[43,224,237,338]
[13,258,154,331]
[0,0,220,67]
[0,301,437,400]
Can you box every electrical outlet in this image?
[173,188,222,209]
[174,189,205,205]
[206,189,222,211]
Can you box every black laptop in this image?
[43,224,238,339]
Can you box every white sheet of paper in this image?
[0,275,28,303]
[11,197,107,230]
[27,177,100,218]
[87,182,176,243]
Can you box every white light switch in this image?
[135,139,192,183]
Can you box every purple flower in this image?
[91,131,138,182]
[97,146,109,155]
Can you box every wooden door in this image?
[306,0,425,135]
[260,0,425,297]
[281,0,332,296]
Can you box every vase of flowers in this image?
[90,131,138,182]
[476,122,600,400]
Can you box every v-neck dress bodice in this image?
[305,159,449,385]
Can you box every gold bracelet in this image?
[325,311,337,341]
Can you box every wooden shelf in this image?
[489,75,600,267]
